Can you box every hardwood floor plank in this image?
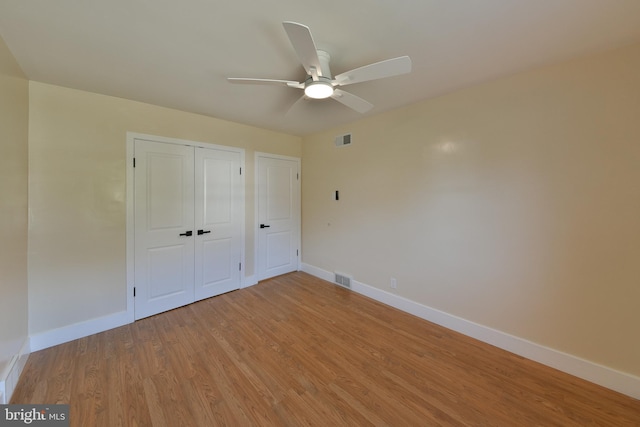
[142,377,168,427]
[326,381,393,426]
[11,272,640,426]
[104,354,125,427]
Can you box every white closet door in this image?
[134,140,195,320]
[257,155,300,280]
[194,147,242,300]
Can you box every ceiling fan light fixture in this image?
[304,81,334,99]
[228,22,411,113]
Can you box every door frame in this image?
[126,132,245,322]
[254,152,301,282]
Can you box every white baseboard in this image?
[0,339,30,404]
[301,263,640,400]
[29,275,259,353]
[30,311,130,353]
[242,274,258,289]
[300,263,334,282]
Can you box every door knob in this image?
[179,230,193,236]
[197,229,211,235]
[260,224,270,229]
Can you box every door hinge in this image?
[239,262,242,271]
[296,249,299,256]
[133,287,136,297]
[239,167,242,175]
[133,158,136,168]
[297,173,299,180]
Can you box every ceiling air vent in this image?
[334,272,352,288]
[335,133,352,147]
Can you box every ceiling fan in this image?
[228,21,412,113]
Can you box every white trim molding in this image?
[30,311,130,353]
[242,275,258,289]
[0,339,30,404]
[301,263,640,400]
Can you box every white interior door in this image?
[194,147,242,300]
[257,154,300,280]
[134,140,195,320]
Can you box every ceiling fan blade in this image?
[285,94,310,116]
[282,21,323,77]
[333,56,412,86]
[331,89,373,113]
[227,78,304,88]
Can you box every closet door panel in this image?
[134,140,195,320]
[194,147,242,300]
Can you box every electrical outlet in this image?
[390,277,397,289]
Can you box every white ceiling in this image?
[1,1,640,136]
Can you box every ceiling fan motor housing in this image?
[303,50,334,98]
[316,50,332,77]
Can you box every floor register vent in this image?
[334,272,352,288]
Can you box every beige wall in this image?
[28,82,301,334]
[302,43,640,377]
[0,37,29,377]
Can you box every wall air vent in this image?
[334,272,352,288]
[335,133,352,147]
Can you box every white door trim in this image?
[126,132,245,321]
[254,152,301,282]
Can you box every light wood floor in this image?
[12,272,640,426]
